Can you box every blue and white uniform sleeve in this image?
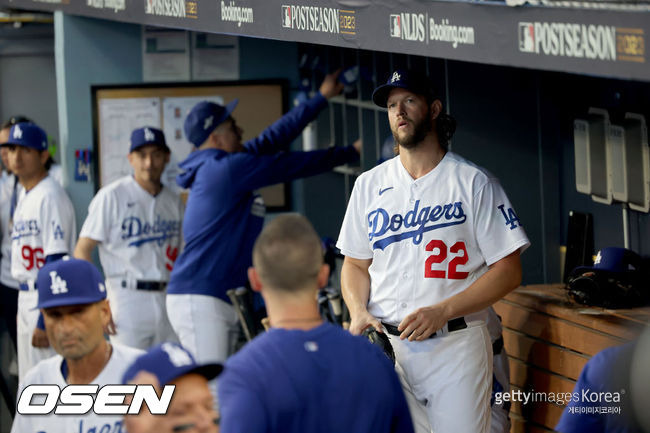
[473,179,530,266]
[40,195,76,257]
[336,178,374,259]
[244,92,328,155]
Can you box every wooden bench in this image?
[494,284,650,432]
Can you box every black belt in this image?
[493,336,504,355]
[382,317,467,339]
[122,280,167,291]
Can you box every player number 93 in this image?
[22,245,45,271]
[424,240,468,279]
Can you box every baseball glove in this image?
[362,327,395,365]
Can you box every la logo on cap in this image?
[203,115,214,130]
[391,72,401,83]
[49,270,68,295]
[162,343,192,367]
[13,125,23,139]
[144,128,155,142]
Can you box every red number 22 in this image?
[424,240,469,279]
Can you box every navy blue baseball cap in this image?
[0,122,48,151]
[372,69,435,108]
[573,247,641,275]
[36,257,107,309]
[122,342,222,385]
[130,126,169,153]
[184,99,239,147]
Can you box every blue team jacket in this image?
[167,93,359,302]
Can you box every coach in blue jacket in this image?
[166,71,359,400]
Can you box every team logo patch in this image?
[13,124,23,139]
[204,115,214,130]
[52,222,65,240]
[368,200,466,250]
[49,270,68,295]
[391,71,401,83]
[162,343,193,367]
[144,128,155,142]
[498,204,521,230]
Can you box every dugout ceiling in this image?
[0,0,648,82]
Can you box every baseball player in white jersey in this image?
[337,69,530,433]
[11,257,144,433]
[1,122,76,382]
[0,116,63,352]
[75,126,182,350]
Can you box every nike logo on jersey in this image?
[11,219,41,240]
[379,187,394,196]
[368,200,466,250]
[126,202,135,208]
[121,216,181,247]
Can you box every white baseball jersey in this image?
[11,175,76,284]
[79,176,184,282]
[48,163,63,185]
[0,173,20,288]
[11,343,144,433]
[337,152,530,325]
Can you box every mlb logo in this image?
[518,22,535,53]
[390,14,401,38]
[281,6,292,28]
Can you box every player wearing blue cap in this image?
[11,257,144,433]
[166,71,360,390]
[337,69,530,433]
[75,126,182,350]
[218,214,414,433]
[123,342,222,433]
[1,122,76,381]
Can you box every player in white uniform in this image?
[337,69,530,433]
[1,122,76,382]
[11,257,143,433]
[75,126,182,350]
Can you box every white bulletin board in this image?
[92,81,289,208]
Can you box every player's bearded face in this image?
[387,90,433,150]
[43,302,109,360]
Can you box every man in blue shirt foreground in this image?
[217,214,414,433]
[166,71,360,404]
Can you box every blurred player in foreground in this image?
[217,214,414,433]
[123,342,222,433]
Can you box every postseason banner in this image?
[0,0,647,82]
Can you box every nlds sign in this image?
[17,384,175,415]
